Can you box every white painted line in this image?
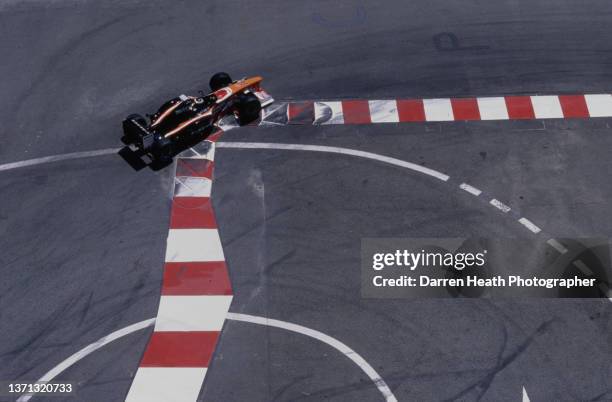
[518,217,542,233]
[21,312,401,402]
[368,100,399,123]
[188,147,203,157]
[16,318,155,402]
[205,141,216,160]
[216,142,450,181]
[530,96,563,119]
[174,176,212,197]
[165,229,225,262]
[168,157,179,200]
[522,387,530,402]
[0,141,214,175]
[584,94,612,117]
[490,199,511,213]
[195,140,216,161]
[125,367,207,402]
[0,148,120,173]
[546,238,568,254]
[423,98,454,121]
[573,260,593,276]
[477,97,509,120]
[155,295,233,332]
[185,141,216,160]
[459,183,482,196]
[227,312,398,402]
[314,101,344,124]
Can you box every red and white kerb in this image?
[126,138,231,402]
[282,94,612,125]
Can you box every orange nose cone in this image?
[229,76,263,93]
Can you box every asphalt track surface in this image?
[1,1,611,401]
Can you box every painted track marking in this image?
[489,198,512,213]
[255,93,612,126]
[227,312,398,402]
[216,142,450,182]
[459,183,482,196]
[518,217,542,234]
[125,141,232,402]
[522,386,531,402]
[16,319,155,402]
[0,148,119,172]
[546,238,568,254]
[17,315,397,402]
[217,142,551,239]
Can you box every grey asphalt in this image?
[0,0,611,401]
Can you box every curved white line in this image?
[0,142,449,182]
[0,144,579,256]
[226,312,398,402]
[213,142,611,301]
[0,148,120,173]
[17,314,397,402]
[216,142,450,181]
[17,318,155,402]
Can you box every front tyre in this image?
[209,72,232,91]
[237,93,262,126]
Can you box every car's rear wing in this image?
[122,116,154,151]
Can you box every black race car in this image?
[121,72,273,165]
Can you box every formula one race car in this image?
[121,73,273,165]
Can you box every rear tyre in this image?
[209,72,232,91]
[237,93,261,126]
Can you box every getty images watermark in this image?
[361,238,612,298]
